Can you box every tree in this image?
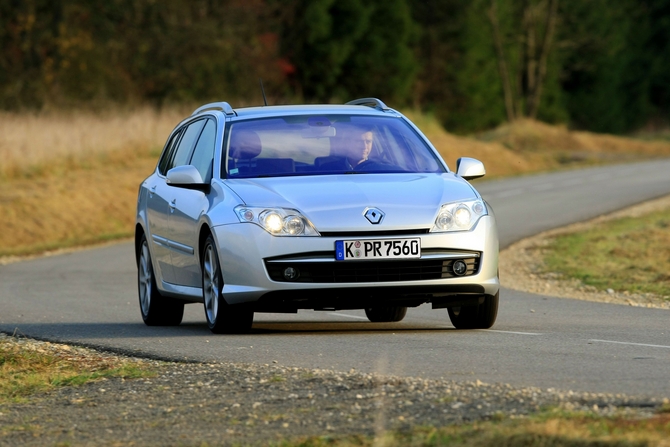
[409,0,468,117]
[428,0,565,133]
[647,0,670,125]
[276,0,416,104]
[558,0,653,133]
[487,0,559,121]
[276,0,370,102]
[0,0,64,109]
[338,0,417,105]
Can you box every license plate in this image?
[335,238,421,261]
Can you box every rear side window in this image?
[165,119,207,173]
[158,130,183,176]
[189,119,217,182]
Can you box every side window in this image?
[158,130,183,176]
[189,119,217,182]
[166,119,206,172]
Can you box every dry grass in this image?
[1,109,670,258]
[405,112,546,178]
[0,106,188,179]
[407,114,670,178]
[478,118,670,156]
[0,107,189,257]
[0,159,155,257]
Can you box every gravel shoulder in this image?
[1,335,667,447]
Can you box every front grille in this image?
[265,257,480,283]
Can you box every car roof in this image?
[232,104,397,120]
[190,98,402,121]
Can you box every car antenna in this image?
[259,78,268,106]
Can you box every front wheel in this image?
[202,235,254,334]
[448,292,499,329]
[137,234,184,326]
[365,306,407,323]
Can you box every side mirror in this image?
[456,157,486,180]
[166,165,209,192]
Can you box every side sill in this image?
[159,281,203,303]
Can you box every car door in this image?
[169,118,217,287]
[145,129,183,284]
[161,118,207,286]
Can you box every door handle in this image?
[169,199,176,213]
[149,185,157,197]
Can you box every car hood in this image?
[224,173,479,232]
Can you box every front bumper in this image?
[212,215,499,309]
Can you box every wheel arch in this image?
[198,224,214,266]
[135,223,146,267]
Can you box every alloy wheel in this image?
[203,243,220,324]
[139,241,153,317]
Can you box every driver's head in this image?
[359,130,373,160]
[333,125,373,165]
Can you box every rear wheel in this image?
[447,292,499,329]
[137,234,184,326]
[365,306,407,323]
[202,235,254,334]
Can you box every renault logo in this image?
[364,207,384,224]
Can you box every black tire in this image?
[137,234,184,326]
[447,292,499,329]
[365,306,408,323]
[201,235,254,334]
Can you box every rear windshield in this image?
[223,115,446,178]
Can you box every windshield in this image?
[223,115,446,178]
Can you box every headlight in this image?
[235,206,319,236]
[431,200,487,232]
[260,211,284,234]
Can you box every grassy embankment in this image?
[0,106,187,258]
[2,108,670,259]
[544,207,670,298]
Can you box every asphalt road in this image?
[1,159,669,398]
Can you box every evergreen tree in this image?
[277,0,370,102]
[409,0,469,123]
[559,0,651,133]
[338,0,417,105]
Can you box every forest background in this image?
[2,0,669,135]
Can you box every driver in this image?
[323,125,374,170]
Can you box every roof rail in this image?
[345,97,390,111]
[192,102,235,116]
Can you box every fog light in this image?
[283,267,300,281]
[452,260,467,276]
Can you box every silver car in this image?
[135,98,499,334]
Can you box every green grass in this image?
[544,208,670,298]
[274,409,670,446]
[0,336,155,404]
